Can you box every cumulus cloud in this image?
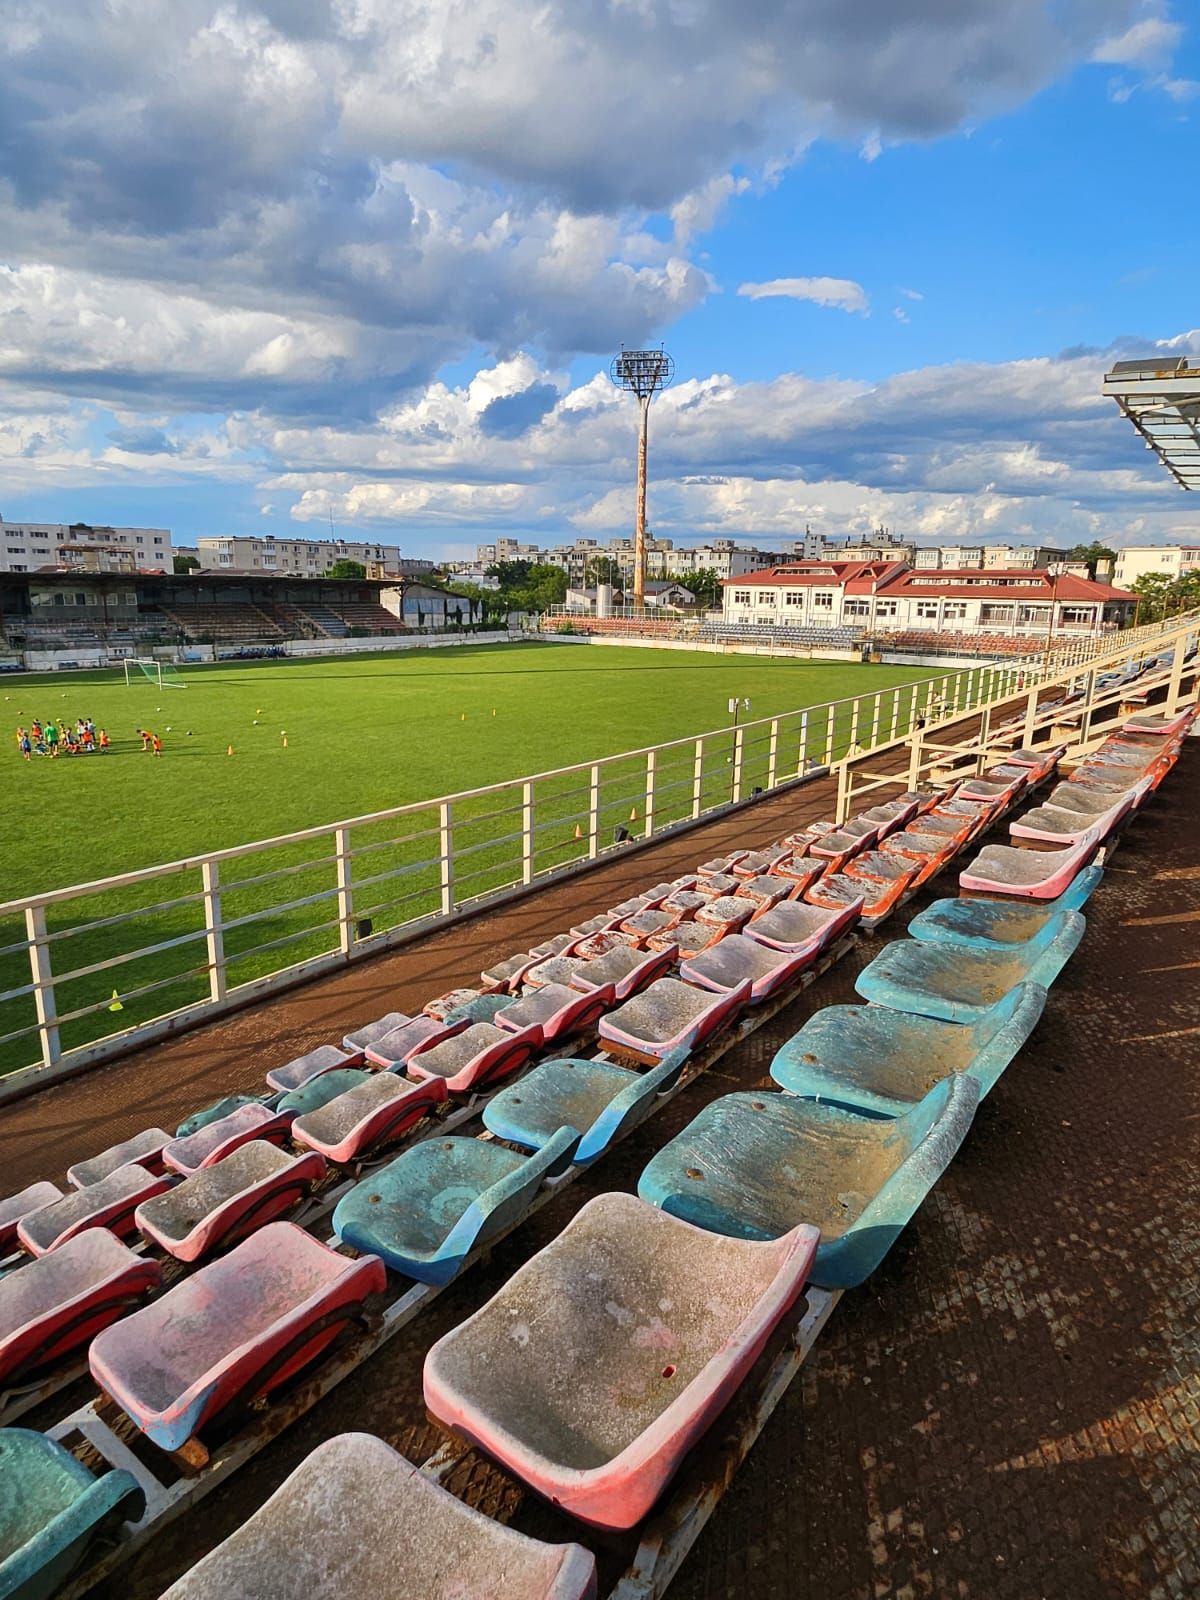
[1091,16,1181,68]
[738,277,870,314]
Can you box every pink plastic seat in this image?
[619,908,681,942]
[597,976,751,1062]
[265,1044,361,1095]
[407,1022,543,1095]
[67,1129,170,1188]
[0,1231,160,1390]
[0,1183,63,1253]
[424,1193,818,1530]
[734,875,790,909]
[17,1166,171,1257]
[766,855,824,892]
[959,832,1101,900]
[90,1222,386,1452]
[162,1103,294,1178]
[568,942,675,1002]
[658,888,715,919]
[341,1012,410,1054]
[693,895,756,933]
[136,1144,327,1263]
[292,1073,448,1164]
[680,934,822,1003]
[523,954,590,989]
[364,1014,467,1069]
[573,929,640,960]
[730,847,790,878]
[646,921,723,956]
[496,983,613,1046]
[697,852,747,877]
[744,897,860,955]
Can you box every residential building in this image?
[196,535,409,576]
[0,520,173,574]
[912,542,1071,571]
[475,539,542,566]
[1112,544,1200,587]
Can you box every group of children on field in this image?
[15,716,110,760]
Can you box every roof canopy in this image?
[1103,356,1200,490]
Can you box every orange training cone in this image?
[282,735,288,748]
[629,806,638,822]
[227,744,234,756]
[574,823,583,840]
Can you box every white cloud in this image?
[1091,16,1180,68]
[738,276,870,314]
[898,287,924,301]
[892,306,910,323]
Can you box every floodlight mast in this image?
[610,347,675,607]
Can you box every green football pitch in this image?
[0,642,949,1072]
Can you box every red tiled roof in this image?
[723,562,1135,603]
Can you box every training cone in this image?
[227,744,234,756]
[574,823,583,840]
[282,735,288,748]
[460,712,466,721]
[491,708,496,716]
[108,991,123,1013]
[629,806,638,822]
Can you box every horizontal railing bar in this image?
[221,917,344,968]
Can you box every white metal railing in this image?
[0,612,1194,1095]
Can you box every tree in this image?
[688,567,723,608]
[1068,542,1117,577]
[484,560,566,613]
[585,555,622,587]
[328,559,367,579]
[173,554,200,574]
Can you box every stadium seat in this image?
[156,1432,596,1600]
[744,897,861,955]
[858,798,919,838]
[89,1222,386,1452]
[341,1013,410,1054]
[680,932,828,1003]
[646,921,722,955]
[1009,784,1146,846]
[907,869,1103,951]
[136,1144,326,1263]
[958,833,1101,899]
[495,982,613,1045]
[731,847,790,877]
[521,954,590,989]
[0,1183,63,1254]
[0,1429,144,1600]
[0,1230,161,1391]
[290,1074,447,1165]
[597,976,751,1062]
[766,854,825,893]
[423,989,485,1021]
[406,1022,543,1095]
[573,929,640,961]
[175,1094,267,1140]
[567,942,676,1003]
[854,914,1085,1022]
[809,828,873,865]
[265,1044,361,1095]
[333,1126,579,1285]
[364,1014,468,1069]
[163,1102,294,1177]
[806,863,917,927]
[67,1129,170,1188]
[692,870,740,895]
[697,852,747,877]
[1123,709,1193,737]
[956,772,1025,803]
[17,1166,171,1257]
[637,1077,977,1286]
[693,895,757,934]
[733,874,790,909]
[769,983,1047,1114]
[483,1050,688,1165]
[276,1068,373,1118]
[659,887,717,918]
[423,1192,818,1530]
[444,993,514,1026]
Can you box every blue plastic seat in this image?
[175,1093,269,1140]
[769,983,1047,1115]
[333,1127,579,1285]
[637,1077,978,1287]
[276,1068,373,1119]
[482,1049,687,1164]
[906,868,1102,952]
[854,912,1084,1022]
[0,1428,143,1600]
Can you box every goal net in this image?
[124,660,187,689]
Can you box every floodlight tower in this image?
[610,346,675,607]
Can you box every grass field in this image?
[0,641,949,1072]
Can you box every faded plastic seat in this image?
[958,833,1100,900]
[568,942,675,1003]
[423,1192,818,1530]
[659,887,716,918]
[135,1144,326,1263]
[523,954,589,989]
[769,984,1047,1114]
[637,1077,977,1286]
[731,847,790,877]
[89,1222,386,1452]
[333,1127,579,1285]
[693,895,756,933]
[733,874,790,909]
[1042,781,1133,817]
[881,827,951,863]
[956,772,1024,803]
[424,988,486,1020]
[573,929,640,961]
[647,921,722,956]
[0,1232,161,1392]
[67,1128,170,1188]
[619,908,680,942]
[291,1073,448,1164]
[163,1102,294,1177]
[697,852,747,877]
[496,982,613,1045]
[276,1067,373,1119]
[483,1051,687,1165]
[859,798,918,836]
[1009,785,1143,846]
[0,1184,63,1254]
[692,871,740,896]
[766,855,824,892]
[680,933,822,1003]
[365,1014,468,1068]
[745,897,860,955]
[341,1012,410,1053]
[907,868,1102,951]
[158,1431,597,1600]
[17,1166,171,1257]
[444,993,514,1026]
[806,865,916,927]
[855,914,1084,1022]
[175,1094,268,1140]
[1123,709,1193,737]
[808,829,870,865]
[0,1429,144,1600]
[265,1044,361,1096]
[597,976,750,1062]
[1005,744,1066,779]
[407,1022,543,1095]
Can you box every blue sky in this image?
[0,1,1196,556]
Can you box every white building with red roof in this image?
[721,560,1135,641]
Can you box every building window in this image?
[843,599,870,617]
[812,591,833,609]
[980,604,1015,623]
[1060,605,1094,624]
[732,590,752,606]
[943,603,967,620]
[756,590,777,605]
[875,600,897,617]
[784,590,805,607]
[915,601,939,620]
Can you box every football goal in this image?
[124,660,186,689]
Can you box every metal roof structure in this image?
[1103,356,1200,490]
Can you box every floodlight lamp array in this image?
[609,348,675,397]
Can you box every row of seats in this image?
[0,703,1188,1596]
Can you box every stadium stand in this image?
[158,602,285,643]
[326,601,408,634]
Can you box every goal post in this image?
[123,660,186,689]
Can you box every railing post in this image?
[891,688,900,741]
[589,764,601,857]
[767,719,779,789]
[909,684,919,737]
[824,704,835,765]
[1022,684,1039,743]
[200,859,227,1002]
[334,825,354,955]
[1078,669,1097,747]
[644,750,656,839]
[25,904,61,1070]
[1167,632,1187,709]
[907,722,923,788]
[976,706,992,773]
[836,756,851,823]
[691,740,704,819]
[848,697,860,752]
[439,801,454,916]
[870,693,881,747]
[731,726,745,803]
[522,782,534,884]
[798,711,809,775]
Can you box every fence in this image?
[1,612,1194,1097]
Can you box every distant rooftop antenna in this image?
[610,346,675,607]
